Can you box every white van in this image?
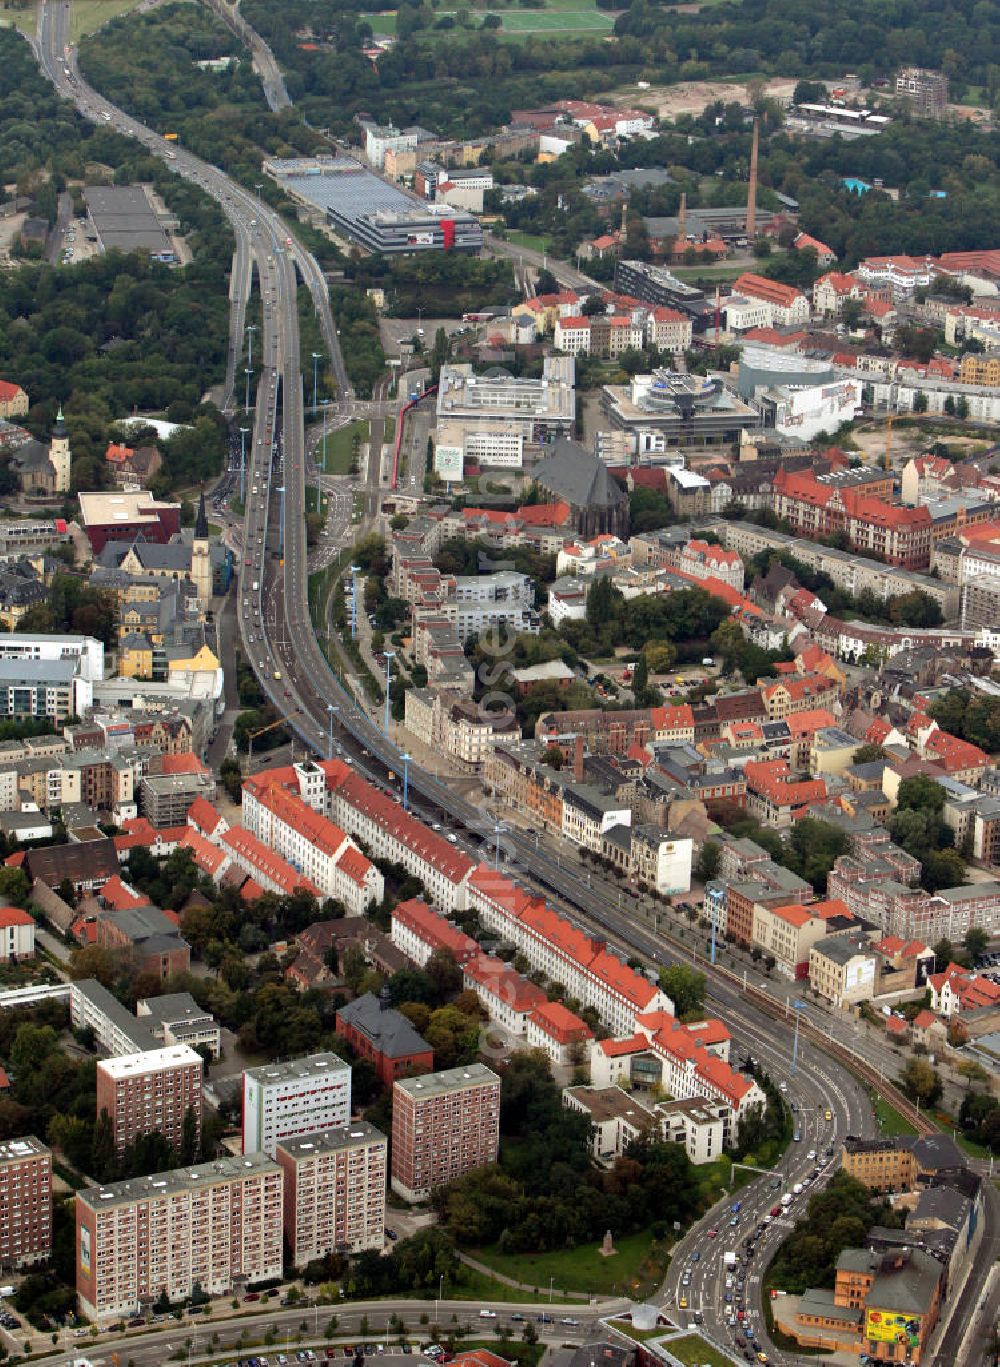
[252,581,259,592]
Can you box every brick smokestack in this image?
[746,118,759,238]
[574,734,585,782]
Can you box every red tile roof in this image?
[529,999,593,1044]
[734,272,806,309]
[222,827,322,898]
[179,828,229,878]
[0,381,23,403]
[393,897,478,964]
[464,954,547,1012]
[0,906,33,929]
[321,760,475,885]
[159,753,209,776]
[187,796,224,836]
[99,875,151,912]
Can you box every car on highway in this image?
[707,1227,718,1238]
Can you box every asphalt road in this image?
[45,1301,617,1367]
[35,11,999,1364]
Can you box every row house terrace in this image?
[240,771,382,915]
[319,760,475,912]
[467,865,673,1034]
[390,896,479,968]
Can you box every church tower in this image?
[191,492,212,608]
[49,404,71,494]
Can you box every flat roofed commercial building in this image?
[83,185,175,260]
[96,1044,203,1157]
[436,358,575,453]
[0,1137,52,1269]
[242,1052,351,1158]
[391,1063,500,1202]
[75,1153,283,1322]
[264,156,482,255]
[276,1122,386,1264]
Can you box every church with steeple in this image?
[11,405,71,497]
[191,492,212,609]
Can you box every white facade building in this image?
[242,1053,352,1158]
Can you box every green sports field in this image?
[364,0,615,37]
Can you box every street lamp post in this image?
[278,485,286,546]
[239,426,249,505]
[790,999,808,1075]
[436,1274,444,1325]
[327,703,338,760]
[320,398,331,508]
[255,183,263,213]
[384,651,395,735]
[246,322,257,373]
[245,366,253,413]
[402,752,411,811]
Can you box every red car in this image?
[245,558,252,567]
[770,1205,781,1217]
[707,1228,718,1238]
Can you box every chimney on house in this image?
[677,191,687,245]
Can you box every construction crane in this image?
[884,414,896,472]
[246,715,288,771]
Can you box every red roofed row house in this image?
[320,759,475,911]
[467,864,672,1036]
[241,764,384,915]
[678,538,745,592]
[727,273,811,329]
[590,1008,763,1141]
[390,897,594,1060]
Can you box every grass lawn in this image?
[673,263,743,282]
[870,1091,918,1137]
[659,1335,732,1367]
[488,5,613,33]
[0,0,33,36]
[366,9,397,32]
[69,0,145,41]
[504,229,554,254]
[472,1229,669,1298]
[384,414,396,445]
[441,1264,573,1305]
[320,419,368,475]
[607,1321,668,1343]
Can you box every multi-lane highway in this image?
[34,12,998,1364]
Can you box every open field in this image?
[364,0,614,37]
[504,228,554,254]
[604,76,802,119]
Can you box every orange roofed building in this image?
[241,765,383,915]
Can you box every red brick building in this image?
[0,1137,51,1269]
[391,1063,500,1202]
[95,1045,203,1157]
[335,990,434,1088]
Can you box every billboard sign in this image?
[845,958,875,995]
[865,1309,921,1347]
